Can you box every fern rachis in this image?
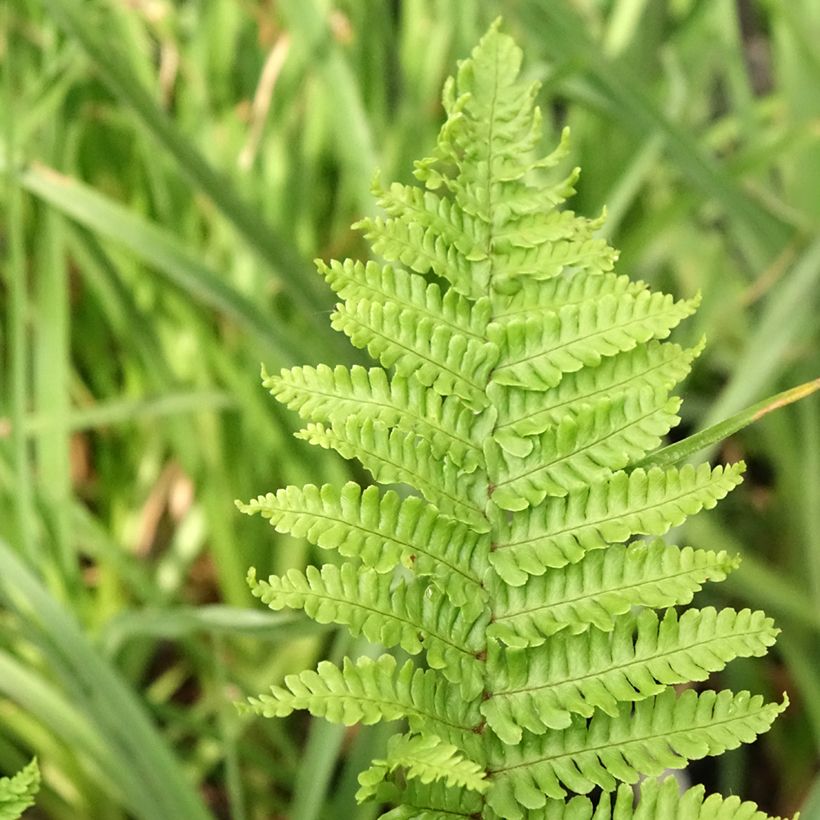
[239,21,792,820]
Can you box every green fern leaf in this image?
[486,689,788,817]
[244,654,479,750]
[248,564,486,695]
[353,186,490,298]
[483,777,796,820]
[488,388,681,511]
[491,338,701,449]
[320,259,490,340]
[238,482,488,609]
[379,780,484,819]
[0,759,39,820]
[266,364,489,470]
[357,733,489,804]
[295,418,489,531]
[489,291,698,391]
[494,271,646,323]
[482,607,778,743]
[242,20,790,819]
[331,298,497,408]
[489,541,739,645]
[489,461,745,585]
[492,235,618,282]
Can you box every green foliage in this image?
[236,19,793,820]
[0,759,40,820]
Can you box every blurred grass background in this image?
[0,1,818,818]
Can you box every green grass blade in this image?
[34,197,76,585]
[99,607,326,656]
[637,378,820,468]
[517,0,793,261]
[11,161,307,364]
[703,235,820,426]
[40,0,325,312]
[0,539,214,820]
[2,9,38,565]
[20,390,235,436]
[278,0,378,214]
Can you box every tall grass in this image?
[0,1,817,818]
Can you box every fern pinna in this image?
[239,22,790,820]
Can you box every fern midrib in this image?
[494,477,721,550]
[492,298,684,373]
[487,697,776,775]
[479,27,504,810]
[492,564,723,622]
[493,623,770,697]
[494,396,673,491]
[494,345,689,434]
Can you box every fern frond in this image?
[488,389,681,512]
[496,167,580,220]
[357,733,488,804]
[243,21,789,819]
[238,482,488,609]
[0,759,40,820]
[319,259,490,340]
[494,271,646,322]
[248,565,486,694]
[379,780,484,819]
[244,654,479,749]
[491,208,595,253]
[489,542,739,645]
[482,607,778,743]
[491,339,702,449]
[489,461,745,585]
[489,291,698,392]
[331,298,498,408]
[295,418,489,532]
[354,186,491,298]
[486,689,788,817]
[486,777,796,820]
[494,235,617,282]
[266,365,488,470]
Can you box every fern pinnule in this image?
[488,541,740,644]
[488,461,746,585]
[266,364,489,470]
[239,19,791,820]
[486,688,787,815]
